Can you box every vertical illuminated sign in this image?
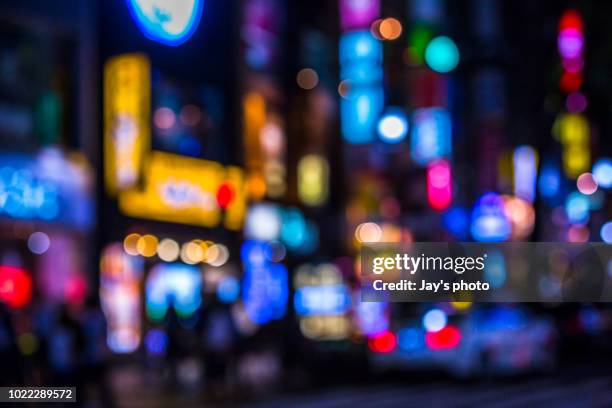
[340,84,384,144]
[407,1,456,211]
[513,145,538,203]
[100,243,144,353]
[558,10,584,94]
[539,157,562,204]
[410,108,452,166]
[555,10,590,179]
[241,240,288,325]
[555,113,590,178]
[104,54,151,195]
[242,0,287,200]
[427,159,452,211]
[298,31,335,207]
[339,30,384,144]
[242,92,266,200]
[260,116,287,198]
[338,0,382,144]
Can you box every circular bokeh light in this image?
[425,36,460,73]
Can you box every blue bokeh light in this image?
[471,193,511,242]
[341,86,384,144]
[0,166,60,222]
[280,208,319,254]
[397,327,425,351]
[355,300,389,337]
[566,191,590,224]
[600,221,612,243]
[422,309,447,332]
[425,36,460,73]
[339,31,383,68]
[539,159,562,203]
[593,158,612,189]
[294,284,351,317]
[145,329,168,355]
[443,207,469,240]
[410,108,452,166]
[217,276,240,304]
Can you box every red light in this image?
[368,330,397,353]
[216,183,235,209]
[65,275,87,305]
[427,159,452,211]
[560,72,583,93]
[425,325,461,350]
[0,266,32,308]
[559,10,583,32]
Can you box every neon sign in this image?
[294,263,350,340]
[339,30,384,144]
[241,240,288,325]
[513,145,538,203]
[127,0,204,46]
[555,113,590,179]
[0,166,59,221]
[100,244,144,354]
[410,108,452,166]
[104,54,150,194]
[146,263,202,320]
[294,284,351,317]
[118,151,246,229]
[0,150,94,229]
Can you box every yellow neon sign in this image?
[554,113,590,178]
[118,151,246,229]
[243,93,266,200]
[104,54,151,195]
[104,54,247,230]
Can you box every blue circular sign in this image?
[127,0,204,46]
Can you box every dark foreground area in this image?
[108,361,612,407]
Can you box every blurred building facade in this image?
[0,0,610,400]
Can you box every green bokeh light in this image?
[408,25,433,65]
